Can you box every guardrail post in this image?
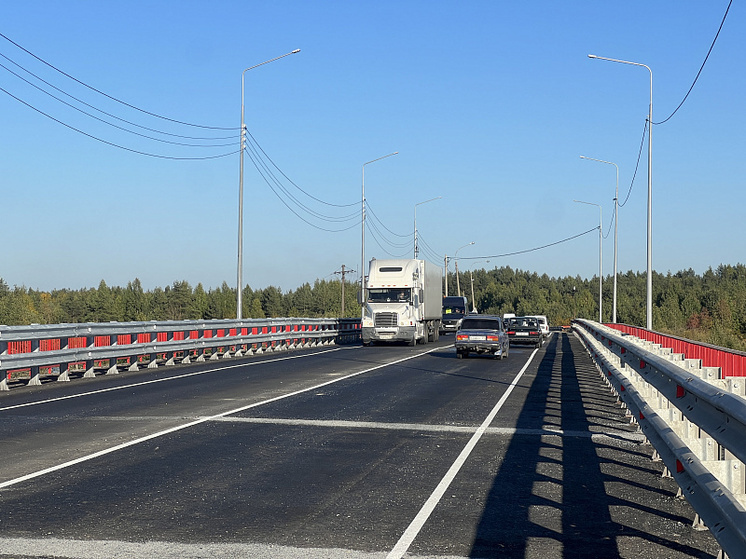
[27,338,42,386]
[83,334,96,378]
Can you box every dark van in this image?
[441,296,469,334]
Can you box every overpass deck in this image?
[0,331,724,558]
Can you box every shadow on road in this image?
[468,333,719,559]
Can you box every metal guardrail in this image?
[573,319,746,559]
[0,318,362,391]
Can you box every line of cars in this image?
[452,313,550,359]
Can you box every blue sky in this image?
[1,1,743,293]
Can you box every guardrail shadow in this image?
[468,333,717,558]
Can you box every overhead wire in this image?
[0,31,238,131]
[365,202,412,238]
[457,227,599,261]
[618,118,647,208]
[0,51,236,141]
[0,84,239,160]
[365,217,412,251]
[653,0,732,125]
[416,232,444,263]
[244,147,360,233]
[365,223,412,258]
[246,129,358,208]
[244,136,358,223]
[0,60,237,147]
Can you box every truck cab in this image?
[362,259,442,346]
[440,296,469,334]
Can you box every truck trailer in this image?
[362,258,442,346]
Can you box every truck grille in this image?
[374,312,398,327]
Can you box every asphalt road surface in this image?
[0,332,721,558]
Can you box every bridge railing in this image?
[0,317,361,391]
[605,322,746,377]
[573,319,746,558]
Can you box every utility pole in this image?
[334,265,355,316]
[444,255,449,297]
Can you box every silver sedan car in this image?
[455,315,509,359]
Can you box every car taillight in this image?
[486,335,499,342]
[530,331,539,335]
[506,331,515,335]
[456,334,468,341]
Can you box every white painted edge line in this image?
[386,348,540,559]
[0,347,348,412]
[0,346,439,490]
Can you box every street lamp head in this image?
[588,54,598,59]
[292,49,301,54]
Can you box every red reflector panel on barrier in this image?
[8,341,32,354]
[40,339,61,352]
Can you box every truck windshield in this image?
[443,305,466,316]
[367,288,410,303]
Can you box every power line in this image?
[365,215,412,251]
[0,60,237,147]
[366,202,412,238]
[653,0,732,125]
[246,129,358,208]
[457,227,598,261]
[243,141,358,223]
[0,85,239,160]
[619,118,647,208]
[365,223,412,258]
[0,32,238,131]
[244,147,361,232]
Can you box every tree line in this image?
[1,263,744,351]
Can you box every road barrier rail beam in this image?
[0,318,361,390]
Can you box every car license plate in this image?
[517,332,528,336]
[470,335,486,341]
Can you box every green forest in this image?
[1,263,745,351]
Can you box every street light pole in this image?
[444,255,449,297]
[581,155,619,323]
[237,48,300,319]
[361,152,398,302]
[414,196,441,258]
[574,200,603,323]
[454,241,475,298]
[588,54,653,329]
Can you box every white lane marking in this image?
[0,537,391,559]
[2,412,646,441]
[211,418,644,442]
[1,342,413,412]
[0,347,440,490]
[387,348,540,559]
[0,348,343,412]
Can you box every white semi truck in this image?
[362,258,442,346]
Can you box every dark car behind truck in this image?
[440,296,469,334]
[506,316,544,348]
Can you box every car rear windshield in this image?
[460,319,500,330]
[509,318,538,328]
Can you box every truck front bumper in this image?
[362,325,416,344]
